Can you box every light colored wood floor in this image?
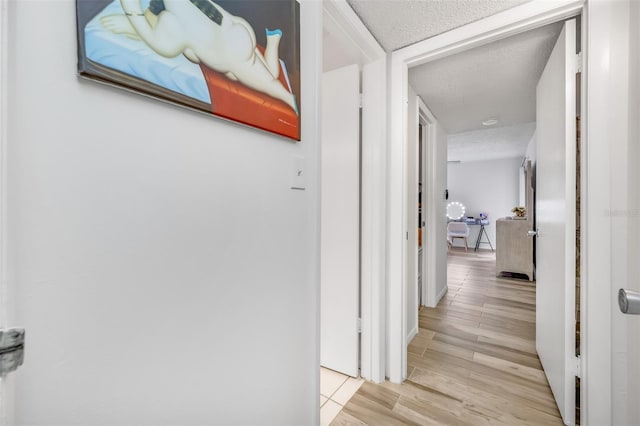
[332,249,562,425]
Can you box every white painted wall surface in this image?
[4,1,321,424]
[447,158,521,250]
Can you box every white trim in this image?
[307,3,323,424]
[361,58,387,383]
[0,1,10,424]
[581,0,632,423]
[404,89,419,368]
[406,326,418,345]
[0,0,7,330]
[435,285,448,307]
[564,20,578,424]
[322,0,386,383]
[388,53,407,383]
[395,0,584,67]
[579,111,588,423]
[579,7,587,426]
[322,0,385,63]
[418,98,440,309]
[388,0,585,385]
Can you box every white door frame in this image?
[387,2,639,425]
[418,99,439,308]
[323,0,387,383]
[582,1,636,423]
[0,1,7,325]
[388,0,585,384]
[0,0,12,424]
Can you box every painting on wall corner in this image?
[76,0,301,141]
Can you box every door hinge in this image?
[574,355,582,378]
[357,318,362,333]
[576,52,583,73]
[0,328,25,375]
[359,93,363,109]
[0,328,25,353]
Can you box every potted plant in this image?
[511,206,526,218]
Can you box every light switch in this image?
[291,156,305,190]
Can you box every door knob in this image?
[618,289,640,314]
[527,230,538,237]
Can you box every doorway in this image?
[412,17,580,424]
[319,4,387,423]
[384,0,592,418]
[319,0,387,384]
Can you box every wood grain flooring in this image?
[332,250,562,425]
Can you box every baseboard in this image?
[435,285,448,305]
[406,326,418,343]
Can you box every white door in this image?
[320,65,360,377]
[535,19,577,425]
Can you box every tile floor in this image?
[320,367,364,426]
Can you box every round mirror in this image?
[446,201,465,220]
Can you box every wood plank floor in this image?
[332,250,562,425]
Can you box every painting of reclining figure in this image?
[77,0,301,140]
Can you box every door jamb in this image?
[387,0,584,389]
[0,0,7,329]
[0,0,12,424]
[418,99,439,308]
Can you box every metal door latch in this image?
[618,289,640,314]
[0,327,25,375]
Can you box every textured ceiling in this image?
[447,122,535,162]
[409,21,563,135]
[346,0,532,51]
[340,0,565,162]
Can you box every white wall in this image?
[447,158,521,250]
[4,1,321,425]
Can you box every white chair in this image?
[447,222,470,251]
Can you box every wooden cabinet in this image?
[496,160,534,281]
[496,218,534,281]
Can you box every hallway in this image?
[332,250,562,425]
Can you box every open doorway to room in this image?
[335,10,585,419]
[412,18,562,303]
[403,16,583,425]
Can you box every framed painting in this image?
[77,0,301,140]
